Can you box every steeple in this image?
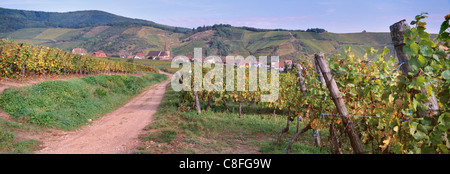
[163,37,170,59]
[164,38,169,52]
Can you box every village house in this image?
[271,62,285,72]
[134,53,145,59]
[284,60,293,70]
[72,48,87,55]
[92,50,107,57]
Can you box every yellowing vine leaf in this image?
[379,137,391,151]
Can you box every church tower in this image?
[164,38,170,58]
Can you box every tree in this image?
[306,28,327,33]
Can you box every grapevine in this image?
[0,40,158,80]
[176,14,450,154]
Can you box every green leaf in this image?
[418,101,429,111]
[432,54,440,61]
[383,46,390,55]
[420,46,434,57]
[403,45,416,56]
[410,42,419,54]
[329,62,337,70]
[410,122,418,135]
[419,30,431,39]
[436,20,449,41]
[412,98,429,111]
[438,113,450,131]
[418,40,436,47]
[412,129,427,141]
[438,144,449,154]
[422,116,433,125]
[416,74,427,84]
[409,56,420,70]
[417,124,428,133]
[417,55,427,68]
[424,66,433,74]
[412,99,418,111]
[415,92,429,102]
[443,70,450,80]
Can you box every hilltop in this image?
[0,7,394,61]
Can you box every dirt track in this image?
[34,71,172,154]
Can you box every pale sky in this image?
[1,0,449,33]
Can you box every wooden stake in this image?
[194,91,201,114]
[315,52,365,154]
[390,20,440,117]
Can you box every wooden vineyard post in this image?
[21,50,30,82]
[390,20,440,117]
[390,20,413,75]
[315,52,365,154]
[43,47,52,80]
[194,91,201,114]
[297,64,307,96]
[315,58,342,152]
[238,100,243,118]
[312,63,326,147]
[12,43,23,80]
[329,121,342,154]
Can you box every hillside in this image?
[0,7,190,33]
[0,7,394,61]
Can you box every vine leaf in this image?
[443,70,450,80]
[379,136,391,151]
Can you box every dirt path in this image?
[34,71,172,154]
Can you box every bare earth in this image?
[31,71,172,154]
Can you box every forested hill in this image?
[0,7,190,33]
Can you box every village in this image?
[71,41,294,72]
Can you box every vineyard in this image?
[0,12,448,154]
[177,14,450,154]
[0,39,158,81]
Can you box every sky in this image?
[0,0,449,33]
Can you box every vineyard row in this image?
[0,39,158,80]
[177,15,450,154]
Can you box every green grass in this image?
[0,72,167,130]
[0,114,46,154]
[0,123,39,153]
[134,84,331,154]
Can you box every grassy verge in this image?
[0,119,40,153]
[134,85,331,154]
[0,72,167,153]
[0,72,167,130]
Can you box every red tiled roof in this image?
[93,50,106,57]
[135,53,144,57]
